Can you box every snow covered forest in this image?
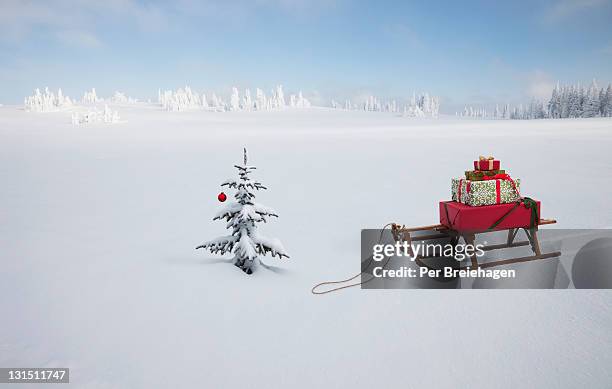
[23,87,124,125]
[24,87,137,113]
[22,81,612,121]
[331,92,440,117]
[22,84,440,118]
[158,85,310,112]
[24,87,73,112]
[82,88,138,105]
[460,80,612,120]
[71,105,121,125]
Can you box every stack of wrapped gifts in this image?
[440,156,540,232]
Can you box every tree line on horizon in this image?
[460,80,612,120]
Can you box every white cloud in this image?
[486,58,556,101]
[254,0,340,13]
[56,30,102,48]
[598,44,612,54]
[0,0,168,45]
[525,70,555,100]
[0,0,338,45]
[545,0,610,21]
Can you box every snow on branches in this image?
[158,85,309,112]
[196,148,288,274]
[24,87,73,112]
[111,91,138,104]
[460,79,612,120]
[289,91,311,108]
[71,105,121,125]
[82,88,100,104]
[333,92,440,117]
[158,86,203,111]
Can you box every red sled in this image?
[439,200,540,233]
[388,199,559,271]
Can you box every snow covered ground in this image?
[1,104,611,388]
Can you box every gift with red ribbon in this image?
[452,176,520,206]
[474,155,500,171]
[482,173,521,198]
[465,169,505,181]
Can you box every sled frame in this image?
[390,219,561,270]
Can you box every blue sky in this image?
[1,0,611,112]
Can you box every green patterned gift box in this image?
[451,177,521,206]
[464,169,505,181]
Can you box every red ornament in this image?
[217,192,227,202]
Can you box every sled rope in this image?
[311,223,395,295]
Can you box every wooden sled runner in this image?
[390,218,561,270]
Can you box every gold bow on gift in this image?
[479,155,494,161]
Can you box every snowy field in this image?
[1,104,612,388]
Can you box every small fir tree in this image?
[196,149,289,274]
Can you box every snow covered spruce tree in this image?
[196,149,289,274]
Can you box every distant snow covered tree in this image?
[159,86,201,111]
[24,87,73,112]
[293,91,311,108]
[254,88,266,110]
[471,79,612,121]
[157,84,308,112]
[503,103,510,119]
[82,88,100,104]
[273,85,286,108]
[103,104,120,123]
[582,80,600,118]
[242,89,252,111]
[567,85,582,118]
[335,91,439,117]
[230,87,240,111]
[404,104,424,117]
[111,91,137,104]
[71,105,121,125]
[196,148,289,274]
[210,93,226,112]
[603,84,612,117]
[429,96,440,117]
[599,87,607,116]
[57,88,66,106]
[420,93,431,115]
[548,83,561,118]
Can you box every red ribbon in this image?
[475,159,497,170]
[457,179,472,203]
[495,179,501,204]
[461,174,522,205]
[482,174,521,200]
[482,173,510,180]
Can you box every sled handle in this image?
[538,218,557,226]
[392,223,446,233]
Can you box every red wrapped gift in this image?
[439,200,540,232]
[474,156,500,171]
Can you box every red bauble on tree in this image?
[218,192,227,202]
